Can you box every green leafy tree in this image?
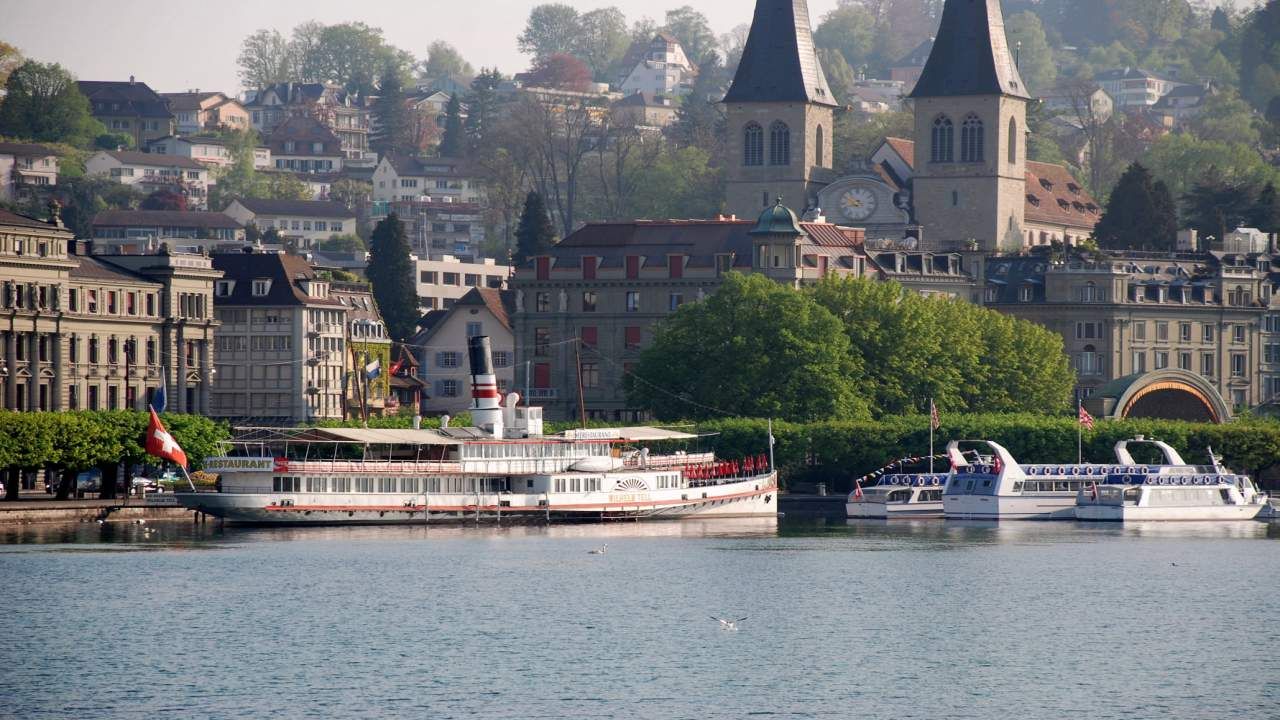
[419,40,474,81]
[631,273,867,421]
[513,191,556,265]
[371,61,413,157]
[1190,89,1263,146]
[237,29,291,88]
[264,172,312,201]
[1142,133,1280,200]
[318,234,365,253]
[518,4,581,59]
[0,61,102,147]
[817,49,858,104]
[367,214,418,341]
[1004,11,1057,94]
[662,7,717,67]
[327,178,371,210]
[1093,163,1179,250]
[208,129,264,209]
[574,7,630,82]
[832,110,913,173]
[1250,182,1280,232]
[1239,0,1280,111]
[1182,169,1258,241]
[668,53,726,153]
[300,22,409,97]
[0,41,21,88]
[813,4,877,72]
[623,146,723,219]
[54,175,141,238]
[439,94,465,158]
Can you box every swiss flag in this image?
[145,407,188,468]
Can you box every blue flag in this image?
[365,358,381,381]
[152,374,167,413]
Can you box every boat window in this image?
[1011,481,1023,493]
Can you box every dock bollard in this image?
[817,482,827,497]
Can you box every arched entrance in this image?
[1085,370,1231,424]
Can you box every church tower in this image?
[723,0,837,220]
[908,0,1030,253]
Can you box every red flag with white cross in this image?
[145,407,188,468]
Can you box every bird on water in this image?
[588,544,608,555]
[711,616,748,630]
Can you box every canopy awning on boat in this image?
[559,426,699,442]
[233,426,460,445]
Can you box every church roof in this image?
[723,0,837,107]
[908,0,1030,100]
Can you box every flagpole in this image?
[178,463,195,492]
[929,398,935,474]
[1077,399,1083,464]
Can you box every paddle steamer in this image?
[177,337,777,524]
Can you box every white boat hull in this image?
[846,500,944,519]
[1075,503,1266,522]
[943,493,1077,520]
[178,473,778,525]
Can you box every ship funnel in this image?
[468,335,503,438]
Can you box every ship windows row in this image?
[271,475,505,494]
[553,477,602,493]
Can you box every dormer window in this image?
[252,279,272,297]
[1039,178,1053,191]
[215,280,235,297]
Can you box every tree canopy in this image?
[367,214,418,341]
[513,191,556,265]
[0,61,102,147]
[1093,162,1178,251]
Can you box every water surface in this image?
[2,519,1278,719]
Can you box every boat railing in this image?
[277,460,464,475]
[624,452,715,468]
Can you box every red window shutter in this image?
[818,256,828,275]
[533,362,551,388]
[583,256,596,280]
[626,255,640,279]
[581,326,597,347]
[669,254,683,278]
[536,257,550,280]
[624,326,642,349]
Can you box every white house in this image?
[371,154,484,204]
[617,33,697,99]
[85,150,211,209]
[408,287,516,414]
[147,135,270,169]
[222,198,356,249]
[0,142,59,201]
[1094,68,1181,108]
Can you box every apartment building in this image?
[371,155,484,205]
[147,134,270,169]
[0,208,220,414]
[1093,68,1182,109]
[0,142,58,202]
[90,210,244,254]
[210,252,349,423]
[78,78,175,148]
[222,198,356,250]
[245,82,370,160]
[372,199,485,259]
[263,115,344,173]
[410,287,515,415]
[160,91,249,134]
[85,150,211,209]
[414,255,510,311]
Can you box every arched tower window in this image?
[931,116,953,163]
[769,121,790,165]
[960,114,983,163]
[743,122,763,166]
[1008,117,1017,164]
[816,124,825,166]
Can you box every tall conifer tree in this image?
[514,191,556,265]
[367,213,418,341]
[439,94,465,158]
[1093,163,1178,251]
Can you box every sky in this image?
[1,0,844,95]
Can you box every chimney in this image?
[467,335,504,438]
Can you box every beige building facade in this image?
[0,208,220,414]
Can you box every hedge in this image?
[0,410,230,473]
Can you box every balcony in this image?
[527,388,558,399]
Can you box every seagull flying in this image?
[588,544,608,555]
[711,616,748,630]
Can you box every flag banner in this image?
[853,480,863,500]
[151,374,167,414]
[365,358,381,381]
[1079,405,1095,430]
[145,407,188,468]
[930,399,940,431]
[389,358,405,376]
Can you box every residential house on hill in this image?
[209,252,349,422]
[265,115,344,173]
[160,91,249,134]
[617,33,697,99]
[0,142,58,201]
[85,150,211,208]
[222,198,355,249]
[611,92,678,127]
[147,134,271,169]
[371,154,484,204]
[1152,82,1217,125]
[245,82,370,160]
[90,209,244,254]
[1093,68,1182,108]
[78,78,174,148]
[890,38,933,92]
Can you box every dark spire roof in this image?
[750,198,807,236]
[908,0,1030,100]
[723,0,837,107]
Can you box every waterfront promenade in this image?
[0,495,195,525]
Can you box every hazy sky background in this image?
[2,0,845,94]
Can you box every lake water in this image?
[2,518,1279,719]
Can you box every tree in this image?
[1182,169,1258,241]
[140,189,187,212]
[514,191,556,265]
[419,40,474,81]
[1189,89,1263,146]
[300,22,408,97]
[208,129,263,209]
[832,110,913,173]
[1004,11,1057,94]
[518,4,581,59]
[370,61,413,157]
[328,178,371,210]
[1239,0,1280,111]
[499,93,597,235]
[54,176,141,238]
[1093,163,1178,250]
[366,214,418,341]
[318,234,365,253]
[621,146,723,220]
[631,273,866,421]
[1142,133,1280,200]
[575,7,631,82]
[464,68,503,155]
[668,52,726,153]
[263,172,312,201]
[0,61,102,147]
[439,94,465,158]
[662,7,717,68]
[524,53,593,91]
[817,49,858,104]
[1250,182,1280,232]
[813,4,877,72]
[0,41,22,88]
[237,29,291,88]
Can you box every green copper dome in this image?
[749,197,806,236]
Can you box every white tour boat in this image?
[943,440,1120,520]
[176,337,778,525]
[846,470,948,519]
[1074,438,1269,521]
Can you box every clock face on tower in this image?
[840,188,878,221]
